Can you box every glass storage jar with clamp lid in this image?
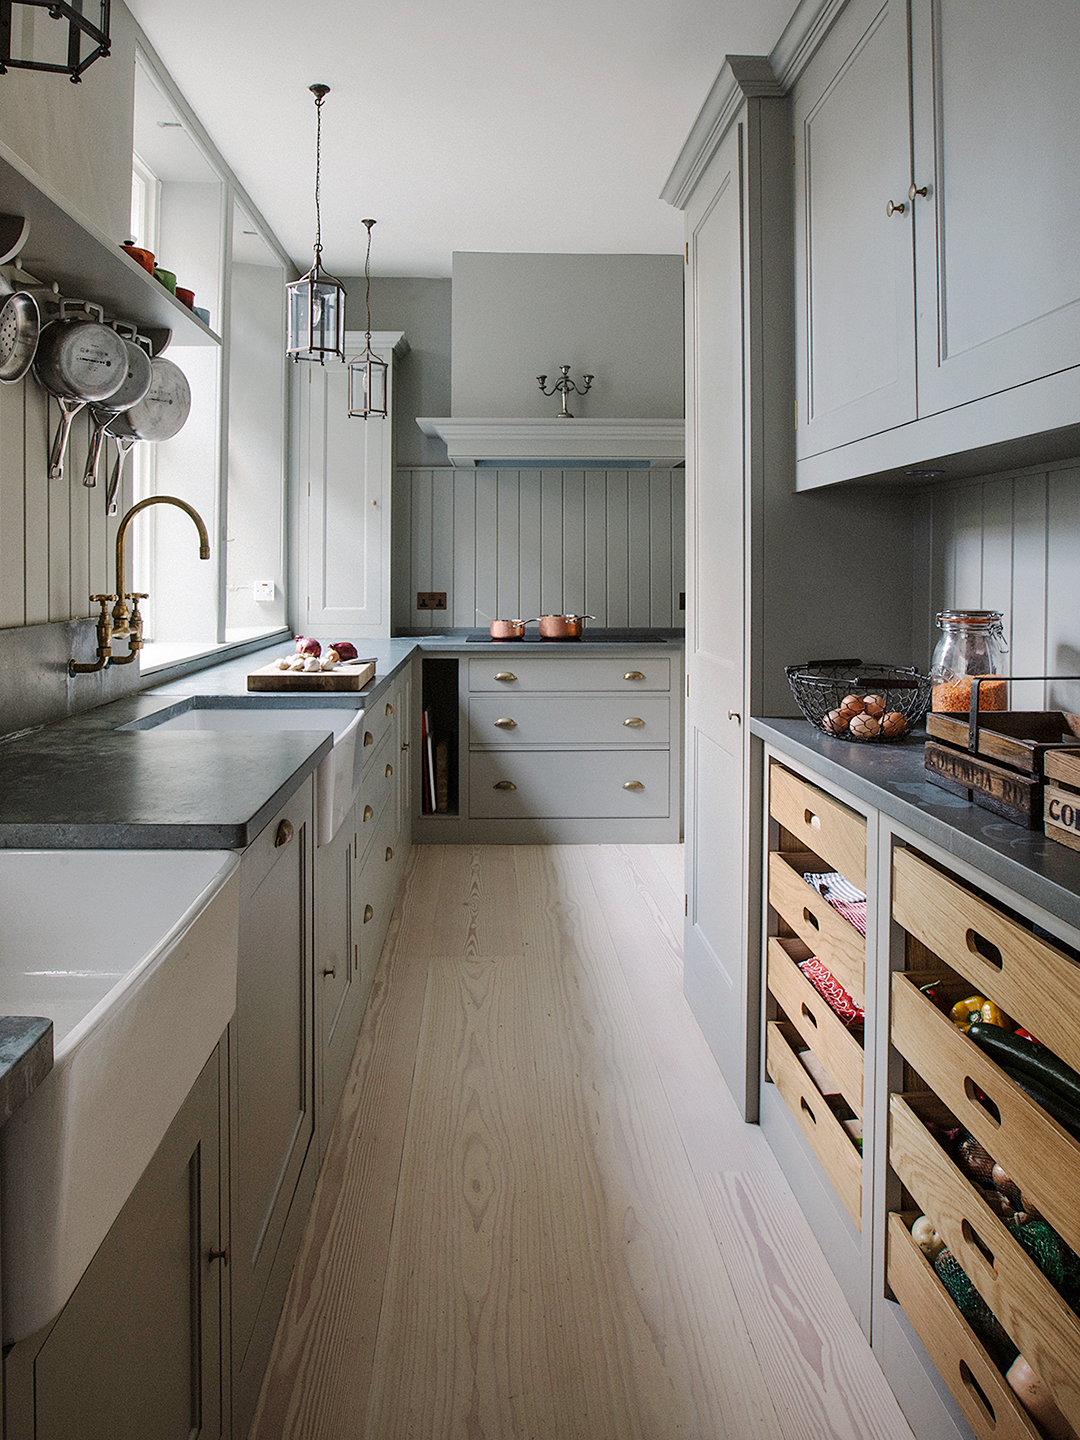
[930,610,1008,712]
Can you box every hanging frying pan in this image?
[81,326,153,488]
[34,301,127,479]
[104,355,191,515]
[0,289,40,383]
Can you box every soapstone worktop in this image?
[0,1018,52,1128]
[753,716,1080,934]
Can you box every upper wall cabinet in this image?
[795,0,1080,489]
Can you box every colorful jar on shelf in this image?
[930,610,1009,711]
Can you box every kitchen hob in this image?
[465,629,668,643]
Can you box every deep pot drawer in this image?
[768,762,866,890]
[359,690,398,771]
[469,693,670,747]
[768,850,865,1007]
[468,656,671,692]
[468,749,670,819]
[766,937,863,1116]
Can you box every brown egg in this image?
[881,711,908,736]
[848,711,881,738]
[823,707,849,734]
[862,693,886,716]
[839,694,866,715]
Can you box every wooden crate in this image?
[1043,749,1080,851]
[923,711,1080,828]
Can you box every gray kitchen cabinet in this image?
[229,778,317,1440]
[294,331,407,640]
[5,1044,226,1440]
[795,0,1080,488]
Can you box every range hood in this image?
[416,416,685,468]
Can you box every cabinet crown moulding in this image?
[415,417,685,468]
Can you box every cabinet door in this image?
[683,118,753,1113]
[299,336,394,638]
[794,0,915,459]
[6,1048,224,1440]
[911,0,1080,416]
[232,782,314,1376]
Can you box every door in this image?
[683,119,753,1114]
[794,0,915,459]
[911,0,1080,416]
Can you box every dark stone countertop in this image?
[752,716,1080,932]
[0,1017,52,1126]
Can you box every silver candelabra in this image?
[537,365,593,418]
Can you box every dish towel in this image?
[803,869,867,937]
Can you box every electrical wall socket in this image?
[254,582,275,603]
[416,591,447,610]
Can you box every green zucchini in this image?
[966,1023,1080,1111]
[1008,1073,1080,1143]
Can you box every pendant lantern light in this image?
[0,0,110,83]
[347,219,388,418]
[286,83,347,364]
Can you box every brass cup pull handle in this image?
[623,781,645,791]
[385,846,394,862]
[363,731,374,747]
[274,818,294,847]
[728,710,741,722]
[363,804,374,822]
[363,904,374,923]
[623,671,645,681]
[494,672,517,682]
[208,1246,229,1266]
[886,199,906,216]
[493,780,517,791]
[494,717,517,728]
[908,181,928,200]
[623,717,646,727]
[385,702,393,716]
[323,966,337,979]
[385,763,393,777]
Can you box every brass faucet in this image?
[69,496,211,674]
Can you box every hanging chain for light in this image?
[285,82,347,363]
[363,217,375,349]
[348,217,389,417]
[311,83,328,267]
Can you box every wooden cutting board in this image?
[247,660,375,691]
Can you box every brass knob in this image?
[493,780,517,790]
[363,904,374,923]
[385,702,393,716]
[274,818,293,847]
[623,717,645,727]
[623,671,645,681]
[385,763,393,777]
[494,672,517,682]
[886,199,906,216]
[908,181,928,200]
[401,741,410,751]
[323,966,337,979]
[494,717,517,728]
[385,846,393,862]
[623,781,645,791]
[208,1246,229,1266]
[728,710,741,722]
[363,804,373,822]
[363,731,373,746]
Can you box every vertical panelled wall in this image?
[394,466,685,631]
[916,455,1080,712]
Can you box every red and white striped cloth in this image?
[802,869,867,937]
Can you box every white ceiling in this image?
[124,0,795,278]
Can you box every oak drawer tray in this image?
[768,850,865,1007]
[768,763,866,889]
[890,1094,1080,1432]
[886,1214,1041,1440]
[892,847,1080,1078]
[764,1020,862,1228]
[766,937,863,1116]
[891,973,1080,1258]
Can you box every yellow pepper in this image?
[950,994,1007,1032]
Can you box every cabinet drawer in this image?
[359,695,396,771]
[469,693,669,747]
[886,1214,1041,1440]
[891,973,1080,1258]
[468,656,670,692]
[764,1020,862,1228]
[893,847,1080,1079]
[469,749,669,819]
[890,1094,1080,1432]
[768,851,865,1007]
[357,731,395,856]
[769,763,866,890]
[767,937,863,1116]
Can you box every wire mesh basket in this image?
[785,659,932,742]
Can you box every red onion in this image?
[294,636,321,657]
[330,640,358,661]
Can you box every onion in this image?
[330,640,358,661]
[294,635,322,657]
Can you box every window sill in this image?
[139,628,290,683]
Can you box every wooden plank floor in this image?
[250,845,915,1440]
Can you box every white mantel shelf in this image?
[416,417,685,468]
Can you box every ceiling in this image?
[124,0,795,278]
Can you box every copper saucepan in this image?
[538,613,594,639]
[489,618,529,639]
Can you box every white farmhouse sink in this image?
[124,704,366,845]
[0,848,239,1343]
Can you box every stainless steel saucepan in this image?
[34,301,128,479]
[81,325,154,489]
[104,355,191,515]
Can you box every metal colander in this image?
[0,290,39,383]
